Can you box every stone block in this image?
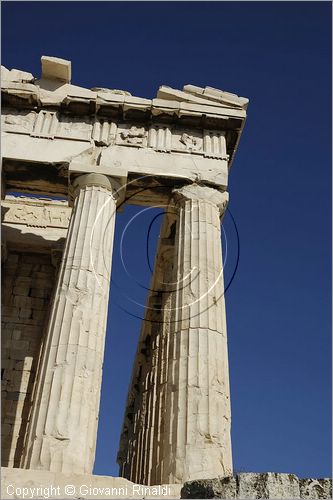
[1,336,12,347]
[1,359,15,370]
[1,348,10,360]
[13,296,30,308]
[1,423,12,435]
[15,340,30,351]
[181,477,237,498]
[6,391,25,401]
[1,328,13,340]
[34,271,51,279]
[7,369,30,391]
[18,308,32,320]
[18,264,33,276]
[12,330,21,340]
[30,287,49,298]
[181,473,332,499]
[299,478,332,499]
[14,276,32,285]
[12,286,30,296]
[30,297,45,309]
[6,253,19,263]
[6,68,34,83]
[237,472,300,499]
[1,435,13,449]
[2,306,18,318]
[10,350,27,361]
[32,309,45,321]
[41,56,71,83]
[32,278,54,289]
[15,357,33,371]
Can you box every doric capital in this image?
[70,173,122,203]
[172,183,229,217]
[72,173,117,191]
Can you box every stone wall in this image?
[1,251,56,467]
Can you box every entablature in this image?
[1,56,249,203]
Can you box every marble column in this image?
[162,183,232,483]
[22,173,119,474]
[119,183,232,485]
[118,212,177,485]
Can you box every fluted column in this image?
[162,183,232,483]
[22,173,119,474]
[119,183,232,485]
[118,212,177,485]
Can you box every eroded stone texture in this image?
[21,174,119,474]
[237,473,300,499]
[299,478,332,499]
[181,477,238,499]
[181,473,332,499]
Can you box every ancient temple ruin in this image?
[2,57,330,500]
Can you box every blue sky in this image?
[2,1,331,479]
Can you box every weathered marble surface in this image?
[299,478,332,499]
[22,174,120,475]
[118,185,232,485]
[1,468,331,499]
[1,55,248,199]
[2,198,71,228]
[159,185,232,483]
[1,197,71,251]
[181,473,332,499]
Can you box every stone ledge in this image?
[0,468,182,499]
[181,473,332,499]
[1,468,331,499]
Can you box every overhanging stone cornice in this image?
[1,79,246,121]
[1,56,248,171]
